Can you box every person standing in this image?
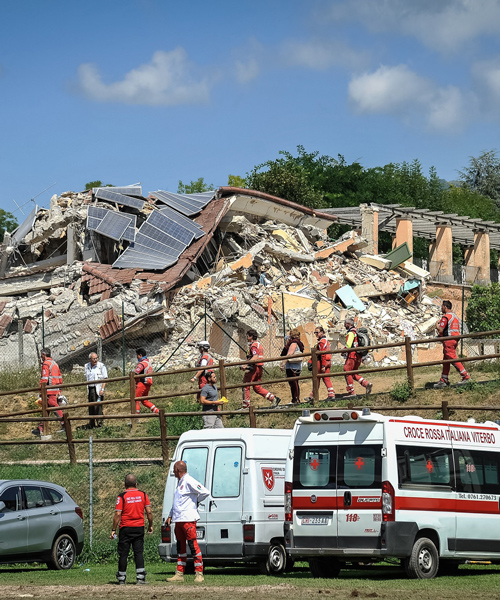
[306,327,336,402]
[166,461,210,583]
[134,348,159,414]
[32,348,64,437]
[240,329,281,410]
[200,370,225,429]
[434,300,471,389]
[111,473,153,586]
[191,341,214,396]
[342,318,373,398]
[84,352,108,428]
[280,329,304,404]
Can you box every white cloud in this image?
[235,58,260,84]
[325,0,500,53]
[348,64,467,132]
[473,59,500,101]
[280,39,369,71]
[77,48,211,106]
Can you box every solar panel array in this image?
[95,188,145,210]
[87,206,136,241]
[150,189,214,217]
[92,185,143,197]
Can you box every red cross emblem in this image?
[262,468,275,491]
[309,458,320,471]
[355,457,365,470]
[426,460,434,473]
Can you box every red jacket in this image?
[196,353,214,373]
[135,357,153,385]
[40,358,62,395]
[316,336,331,368]
[247,341,264,367]
[439,312,460,337]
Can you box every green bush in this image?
[389,381,413,403]
[466,283,500,334]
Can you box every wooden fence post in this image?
[248,405,257,428]
[63,414,76,465]
[404,336,414,389]
[159,409,168,467]
[311,348,319,406]
[442,400,449,421]
[218,359,227,399]
[40,381,49,435]
[129,372,137,433]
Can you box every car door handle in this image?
[209,500,217,511]
[17,514,25,520]
[50,510,58,515]
[344,491,352,507]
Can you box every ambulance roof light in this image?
[362,407,371,416]
[302,409,310,418]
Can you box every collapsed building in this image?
[0,185,444,373]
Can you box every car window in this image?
[24,485,45,510]
[0,486,22,512]
[43,487,63,505]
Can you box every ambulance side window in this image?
[339,446,382,489]
[294,447,335,489]
[181,447,209,487]
[212,446,242,498]
[397,445,452,488]
[454,450,500,494]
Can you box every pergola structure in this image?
[321,203,500,284]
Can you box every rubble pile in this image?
[0,188,442,372]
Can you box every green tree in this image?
[459,150,500,205]
[177,178,214,194]
[0,209,17,239]
[466,283,500,333]
[85,181,114,190]
[227,174,247,188]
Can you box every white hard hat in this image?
[197,340,210,349]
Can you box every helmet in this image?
[197,341,210,350]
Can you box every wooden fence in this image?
[0,328,499,465]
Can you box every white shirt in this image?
[169,473,209,523]
[84,361,108,395]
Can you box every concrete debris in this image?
[0,186,443,373]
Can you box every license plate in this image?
[196,529,204,539]
[301,517,328,525]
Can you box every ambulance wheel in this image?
[309,557,341,578]
[404,537,439,579]
[262,542,287,575]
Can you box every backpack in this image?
[356,328,371,357]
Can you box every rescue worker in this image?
[190,341,214,390]
[134,348,159,414]
[200,370,225,429]
[342,318,373,397]
[84,352,108,428]
[166,461,210,583]
[240,329,281,409]
[111,473,153,586]
[32,348,64,437]
[306,326,336,402]
[434,300,471,389]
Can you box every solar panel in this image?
[113,247,177,270]
[95,189,144,210]
[86,206,108,231]
[158,206,205,238]
[93,185,143,196]
[11,205,39,244]
[139,222,186,253]
[151,191,201,217]
[147,211,195,245]
[122,216,137,242]
[95,211,133,241]
[155,190,206,208]
[134,233,182,258]
[186,191,215,202]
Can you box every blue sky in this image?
[2,0,500,217]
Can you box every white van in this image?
[284,408,500,579]
[159,428,292,574]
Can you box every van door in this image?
[336,444,383,551]
[205,444,244,557]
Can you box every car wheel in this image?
[309,557,341,578]
[264,542,287,575]
[404,537,439,579]
[46,534,76,570]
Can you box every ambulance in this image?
[159,428,292,574]
[284,408,500,579]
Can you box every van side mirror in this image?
[0,501,6,512]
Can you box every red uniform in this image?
[135,357,159,414]
[116,489,151,528]
[38,357,63,432]
[309,335,335,399]
[242,341,276,408]
[196,353,214,389]
[343,327,370,395]
[438,312,469,383]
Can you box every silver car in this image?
[0,479,84,569]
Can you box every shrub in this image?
[466,283,500,334]
[389,381,413,403]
